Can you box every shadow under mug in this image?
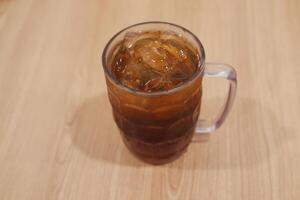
[102,22,237,164]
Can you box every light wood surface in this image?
[0,0,299,199]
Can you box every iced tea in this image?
[105,30,203,164]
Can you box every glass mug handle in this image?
[196,62,237,134]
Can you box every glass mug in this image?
[102,22,237,164]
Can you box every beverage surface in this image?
[110,31,200,92]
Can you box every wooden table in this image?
[0,0,299,199]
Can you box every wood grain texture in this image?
[0,0,299,199]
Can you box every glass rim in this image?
[101,21,206,96]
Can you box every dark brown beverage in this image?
[110,31,199,92]
[105,30,203,164]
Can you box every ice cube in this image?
[123,31,160,49]
[134,39,171,74]
[119,60,160,90]
[144,78,174,92]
